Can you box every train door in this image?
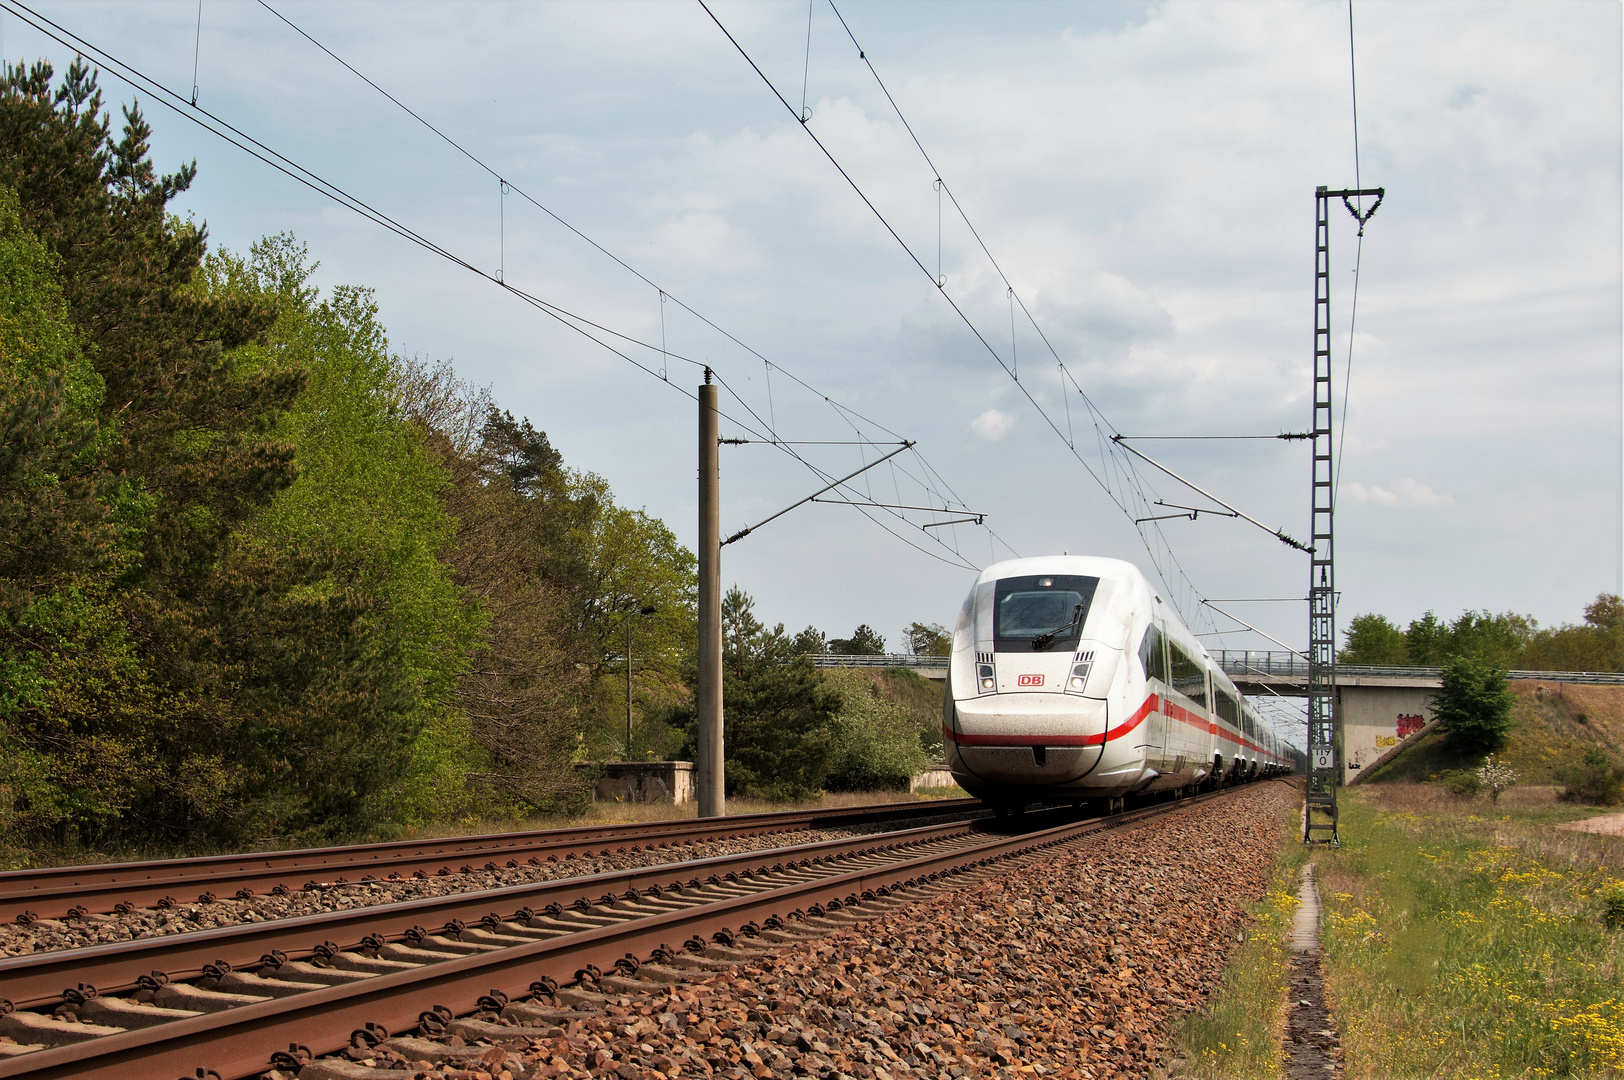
[1138,620,1173,773]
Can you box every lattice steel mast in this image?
[1306,185,1383,845]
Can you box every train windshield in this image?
[993,574,1100,652]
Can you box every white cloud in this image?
[971,409,1015,441]
[1344,479,1456,510]
[63,0,1616,648]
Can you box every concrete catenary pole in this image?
[697,371,725,817]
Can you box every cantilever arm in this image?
[1111,436,1311,553]
[722,441,915,546]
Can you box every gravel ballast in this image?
[0,817,974,958]
[280,782,1294,1080]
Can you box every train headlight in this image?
[977,663,996,693]
[1064,662,1093,696]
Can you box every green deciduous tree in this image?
[1520,593,1623,673]
[904,621,952,657]
[571,477,697,758]
[200,236,482,833]
[1340,614,1408,665]
[1402,610,1532,668]
[399,364,597,817]
[820,669,930,791]
[1433,656,1517,756]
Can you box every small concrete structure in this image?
[1337,676,1441,784]
[577,761,695,805]
[910,767,957,791]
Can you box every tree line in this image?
[0,62,702,852]
[0,63,949,857]
[1340,594,1624,672]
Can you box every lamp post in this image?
[625,603,657,759]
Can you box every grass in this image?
[1316,783,1624,1078]
[1170,793,1307,1079]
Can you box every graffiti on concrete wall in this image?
[1350,710,1433,771]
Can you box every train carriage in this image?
[943,555,1288,806]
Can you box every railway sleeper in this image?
[72,995,202,1029]
[262,959,374,985]
[438,926,537,948]
[201,970,332,999]
[151,981,271,1013]
[373,941,466,965]
[323,950,422,975]
[288,1061,406,1080]
[499,1001,600,1025]
[413,933,506,955]
[0,1009,126,1047]
[0,1040,47,1057]
[376,1034,493,1066]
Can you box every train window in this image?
[1168,642,1208,709]
[1215,690,1239,726]
[1137,623,1168,683]
[993,575,1100,652]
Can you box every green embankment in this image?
[1363,681,1624,789]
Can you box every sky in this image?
[7,0,1621,669]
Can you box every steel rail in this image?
[0,813,1001,1009]
[0,798,980,922]
[0,788,1243,1080]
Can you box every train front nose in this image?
[947,693,1109,787]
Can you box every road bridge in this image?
[815,651,1624,785]
[1212,651,1624,783]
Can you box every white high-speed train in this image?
[943,556,1291,807]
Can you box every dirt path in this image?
[1555,811,1624,835]
[1283,864,1343,1077]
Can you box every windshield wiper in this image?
[1030,603,1084,652]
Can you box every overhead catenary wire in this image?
[701,0,1284,642]
[1334,0,1366,510]
[189,0,202,104]
[246,0,987,572]
[4,0,988,575]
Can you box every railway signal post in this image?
[1306,184,1383,845]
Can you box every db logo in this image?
[1017,674,1044,687]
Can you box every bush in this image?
[1475,755,1518,803]
[821,670,930,792]
[1555,748,1624,806]
[1439,770,1481,797]
[1433,656,1517,755]
[1601,882,1624,931]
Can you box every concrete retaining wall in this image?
[576,761,696,805]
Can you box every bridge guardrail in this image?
[1212,649,1624,685]
[811,653,948,670]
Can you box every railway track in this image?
[0,789,1238,1080]
[0,798,980,924]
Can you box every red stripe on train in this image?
[945,693,1159,748]
[946,692,1262,754]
